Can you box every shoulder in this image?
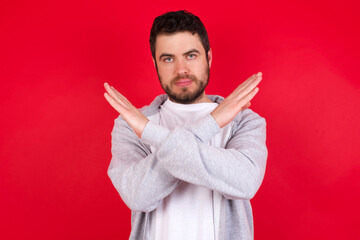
[139,94,168,117]
[234,108,266,124]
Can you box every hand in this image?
[211,72,262,128]
[104,83,149,138]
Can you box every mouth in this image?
[175,79,193,87]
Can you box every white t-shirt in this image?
[147,98,232,240]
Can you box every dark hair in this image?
[149,10,210,60]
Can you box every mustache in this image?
[171,74,198,84]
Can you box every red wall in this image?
[1,0,359,239]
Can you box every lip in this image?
[175,79,192,87]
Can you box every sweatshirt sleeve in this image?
[141,109,268,200]
[107,116,180,212]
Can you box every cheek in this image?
[195,62,209,76]
[195,59,208,70]
[158,65,173,77]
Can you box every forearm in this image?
[108,117,179,212]
[157,129,267,199]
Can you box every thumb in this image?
[243,101,251,110]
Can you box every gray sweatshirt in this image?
[108,94,268,240]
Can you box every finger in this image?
[104,92,128,114]
[240,72,262,88]
[110,86,132,105]
[240,73,262,91]
[232,72,262,96]
[104,83,133,107]
[232,76,261,101]
[234,74,257,91]
[238,87,259,107]
[104,82,118,100]
[245,75,262,92]
[104,83,130,109]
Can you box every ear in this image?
[207,48,213,68]
[152,58,156,67]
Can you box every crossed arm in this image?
[105,73,266,212]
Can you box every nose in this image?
[175,59,189,76]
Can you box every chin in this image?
[170,91,204,104]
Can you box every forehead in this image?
[155,31,204,57]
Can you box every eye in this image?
[187,54,196,60]
[163,57,173,63]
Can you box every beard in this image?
[156,65,210,104]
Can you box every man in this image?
[104,10,267,240]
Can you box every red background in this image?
[1,0,359,239]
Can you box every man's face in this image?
[154,31,212,104]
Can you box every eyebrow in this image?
[183,49,200,56]
[158,49,201,60]
[159,53,174,60]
